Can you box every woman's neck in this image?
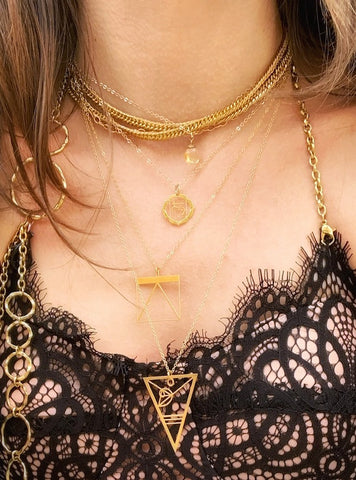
[79,0,283,120]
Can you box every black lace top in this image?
[0,232,355,480]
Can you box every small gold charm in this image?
[136,271,181,323]
[162,186,194,226]
[184,134,200,165]
[184,145,200,165]
[144,373,197,451]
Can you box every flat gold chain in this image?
[1,221,35,480]
[68,37,290,141]
[292,66,335,245]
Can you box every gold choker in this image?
[68,36,291,141]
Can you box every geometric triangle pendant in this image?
[136,273,181,323]
[143,373,198,451]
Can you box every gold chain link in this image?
[1,221,35,480]
[292,66,335,246]
[0,247,12,333]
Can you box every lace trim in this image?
[0,231,355,480]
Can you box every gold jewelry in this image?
[79,66,207,165]
[83,101,271,326]
[84,99,280,451]
[162,187,195,226]
[292,66,335,245]
[113,102,265,226]
[10,121,68,220]
[1,220,35,480]
[68,36,291,141]
[81,64,174,123]
[74,63,202,164]
[136,269,181,323]
[184,134,200,165]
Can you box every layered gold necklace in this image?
[68,37,291,227]
[68,36,290,142]
[66,41,292,451]
[84,101,280,451]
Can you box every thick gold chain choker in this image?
[68,36,291,141]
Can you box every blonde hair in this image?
[0,0,355,223]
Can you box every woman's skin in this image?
[1,1,355,363]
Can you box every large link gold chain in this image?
[292,65,335,246]
[1,221,35,480]
[0,245,12,334]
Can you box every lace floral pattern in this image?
[0,233,355,479]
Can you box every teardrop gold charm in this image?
[184,145,200,165]
[184,135,200,165]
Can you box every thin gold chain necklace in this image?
[83,101,271,324]
[93,102,270,271]
[112,100,266,226]
[84,101,280,451]
[68,36,290,142]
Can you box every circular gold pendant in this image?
[162,193,194,226]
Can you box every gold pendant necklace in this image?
[84,100,280,450]
[86,102,270,327]
[77,68,203,166]
[162,185,195,226]
[143,373,198,452]
[136,269,181,323]
[184,134,200,165]
[144,104,279,451]
[111,103,264,226]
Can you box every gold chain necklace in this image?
[68,36,291,142]
[292,66,334,245]
[113,100,265,226]
[73,62,203,166]
[76,64,264,166]
[0,221,35,480]
[83,101,271,324]
[76,63,177,122]
[84,101,280,451]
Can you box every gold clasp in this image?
[321,224,335,246]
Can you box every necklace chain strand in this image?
[115,103,263,194]
[292,66,335,245]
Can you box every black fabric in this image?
[0,233,355,479]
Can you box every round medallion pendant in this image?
[162,193,194,226]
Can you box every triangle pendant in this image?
[143,373,197,451]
